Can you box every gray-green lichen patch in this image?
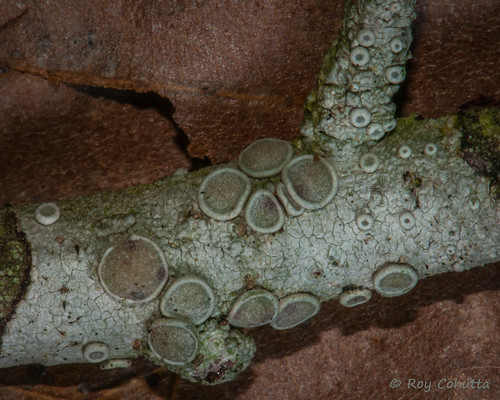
[459,107,500,198]
[93,214,136,237]
[34,203,61,226]
[301,0,417,152]
[271,293,321,330]
[0,206,31,344]
[281,155,339,210]
[243,190,285,234]
[2,114,498,374]
[3,0,497,385]
[372,263,418,297]
[339,288,372,307]
[197,167,252,221]
[238,138,293,178]
[83,341,109,363]
[98,235,169,304]
[276,182,304,217]
[167,320,256,385]
[228,289,278,328]
[159,275,216,325]
[148,318,199,365]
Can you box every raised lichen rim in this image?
[350,108,372,128]
[373,263,419,297]
[385,65,406,84]
[270,293,321,330]
[227,289,279,328]
[281,154,339,210]
[148,318,199,366]
[338,288,372,307]
[159,275,216,325]
[83,342,109,363]
[197,167,252,221]
[399,211,416,230]
[243,189,286,234]
[34,202,61,226]
[97,234,169,304]
[276,182,304,217]
[238,138,294,178]
[356,213,375,231]
[357,29,376,47]
[359,152,380,173]
[367,123,386,141]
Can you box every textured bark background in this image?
[0,0,499,399]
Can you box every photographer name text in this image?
[389,377,490,392]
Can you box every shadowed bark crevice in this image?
[70,85,212,171]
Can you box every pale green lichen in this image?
[271,293,321,330]
[34,203,60,226]
[93,214,136,237]
[167,320,256,385]
[339,288,372,308]
[243,189,286,234]
[228,289,279,328]
[302,0,417,150]
[159,276,216,325]
[281,155,339,210]
[276,182,304,217]
[1,0,499,387]
[148,318,199,366]
[359,152,380,173]
[399,211,416,230]
[373,263,418,297]
[356,213,375,231]
[98,235,169,304]
[83,342,109,363]
[197,167,252,221]
[238,138,293,178]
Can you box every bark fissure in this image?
[70,84,212,171]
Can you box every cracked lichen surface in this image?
[302,0,416,153]
[1,0,499,385]
[0,115,498,371]
[168,320,256,385]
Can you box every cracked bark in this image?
[0,0,499,395]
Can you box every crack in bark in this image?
[68,84,212,171]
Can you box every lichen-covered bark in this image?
[0,111,499,380]
[1,0,499,385]
[302,0,416,153]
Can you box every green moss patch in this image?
[459,107,500,197]
[0,206,31,343]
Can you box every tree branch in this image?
[1,0,498,385]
